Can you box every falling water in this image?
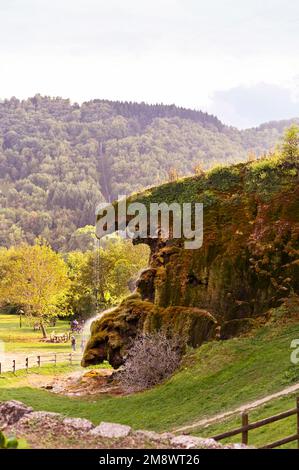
[82,307,116,343]
[80,233,148,350]
[80,233,117,345]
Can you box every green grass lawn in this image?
[1,318,299,447]
[193,393,299,449]
[0,313,75,354]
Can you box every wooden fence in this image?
[211,397,299,449]
[0,352,83,375]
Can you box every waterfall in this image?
[82,307,116,342]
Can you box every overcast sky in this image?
[1,0,299,128]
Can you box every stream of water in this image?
[82,307,116,343]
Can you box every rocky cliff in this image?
[82,157,299,368]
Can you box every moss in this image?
[207,164,242,192]
[87,156,299,367]
[220,318,257,339]
[83,299,218,367]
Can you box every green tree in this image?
[0,242,70,337]
[67,225,96,252]
[65,236,149,318]
[281,125,299,160]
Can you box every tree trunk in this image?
[40,322,47,338]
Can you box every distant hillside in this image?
[0,95,297,250]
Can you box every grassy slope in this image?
[194,394,299,449]
[1,314,299,447]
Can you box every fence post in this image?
[241,412,249,445]
[25,357,28,372]
[69,353,72,365]
[37,355,41,368]
[12,360,16,374]
[296,397,299,449]
[54,354,57,366]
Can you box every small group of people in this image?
[69,317,86,353]
[70,318,85,333]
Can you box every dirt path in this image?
[174,382,299,433]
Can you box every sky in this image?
[0,0,299,128]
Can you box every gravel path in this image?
[174,382,299,433]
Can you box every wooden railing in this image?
[0,352,83,375]
[211,397,299,449]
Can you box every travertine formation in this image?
[83,158,299,367]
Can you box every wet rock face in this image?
[138,204,299,323]
[136,268,157,302]
[84,160,299,367]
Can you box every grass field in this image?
[1,314,299,447]
[0,313,76,354]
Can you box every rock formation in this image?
[83,158,299,367]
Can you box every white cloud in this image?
[209,83,299,128]
[0,0,299,127]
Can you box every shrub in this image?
[0,431,19,449]
[207,165,241,191]
[119,332,183,392]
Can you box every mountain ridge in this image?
[0,94,298,250]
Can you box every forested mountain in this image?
[0,95,297,251]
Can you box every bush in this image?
[0,431,19,449]
[119,332,183,392]
[207,165,241,191]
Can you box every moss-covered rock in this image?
[82,296,217,368]
[83,157,299,367]
[220,318,257,340]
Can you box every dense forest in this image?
[0,95,298,251]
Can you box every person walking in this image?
[71,335,76,352]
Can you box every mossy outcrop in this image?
[83,157,299,367]
[82,295,217,368]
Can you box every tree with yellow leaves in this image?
[0,241,70,337]
[168,167,179,182]
[281,124,299,160]
[193,163,205,176]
